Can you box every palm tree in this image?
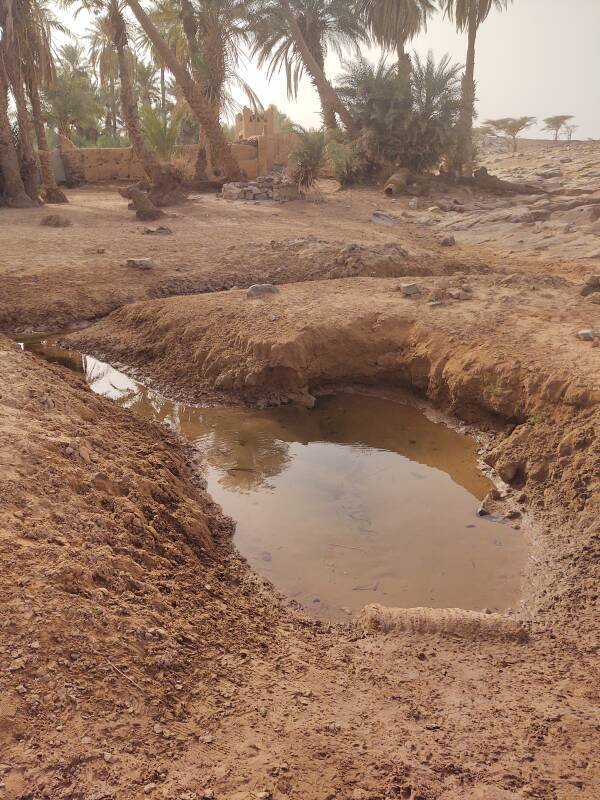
[135,0,190,123]
[87,13,121,139]
[0,0,67,205]
[252,0,368,129]
[176,0,260,179]
[24,0,69,202]
[358,0,435,78]
[136,59,160,105]
[127,0,243,179]
[63,0,170,189]
[440,0,511,176]
[275,0,357,133]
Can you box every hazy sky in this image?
[60,0,600,140]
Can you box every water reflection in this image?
[20,336,526,619]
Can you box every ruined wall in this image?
[57,115,295,185]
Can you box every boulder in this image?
[126,258,153,271]
[247,284,280,299]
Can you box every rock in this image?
[40,214,71,227]
[447,288,470,300]
[576,329,595,341]
[202,792,215,800]
[408,198,419,210]
[143,225,172,235]
[399,282,421,297]
[126,258,153,270]
[497,461,520,483]
[371,210,400,226]
[536,168,562,178]
[143,784,157,795]
[440,235,456,246]
[246,284,279,299]
[383,168,411,196]
[581,274,600,296]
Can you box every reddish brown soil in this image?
[1,143,599,799]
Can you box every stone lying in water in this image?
[357,604,528,642]
[247,283,279,299]
[126,258,153,270]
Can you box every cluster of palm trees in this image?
[0,0,512,208]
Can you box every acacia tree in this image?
[564,123,578,142]
[358,0,435,79]
[484,116,536,152]
[441,0,512,176]
[543,114,574,141]
[252,0,368,130]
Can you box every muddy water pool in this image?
[20,337,526,620]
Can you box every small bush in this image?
[289,126,327,191]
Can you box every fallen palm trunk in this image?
[357,603,528,643]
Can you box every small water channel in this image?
[19,336,526,620]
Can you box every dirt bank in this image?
[65,276,599,635]
[3,139,599,335]
[0,184,475,334]
[2,335,600,800]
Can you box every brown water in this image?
[20,337,526,620]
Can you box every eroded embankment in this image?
[3,334,600,799]
[65,276,600,636]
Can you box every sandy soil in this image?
[1,140,599,799]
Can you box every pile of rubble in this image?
[221,173,299,202]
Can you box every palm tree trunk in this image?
[6,63,40,202]
[115,39,164,185]
[126,0,241,181]
[311,49,337,129]
[0,62,33,208]
[456,7,477,177]
[160,66,166,124]
[396,40,411,82]
[278,0,356,135]
[27,74,68,204]
[110,76,118,138]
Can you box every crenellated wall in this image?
[57,110,297,185]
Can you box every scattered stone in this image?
[40,214,71,227]
[371,210,400,226]
[440,235,456,247]
[447,288,470,300]
[143,784,157,795]
[399,282,421,297]
[246,284,279,299]
[126,258,153,270]
[576,329,595,341]
[408,198,419,210]
[581,274,600,296]
[202,791,215,800]
[143,226,172,235]
[222,173,298,202]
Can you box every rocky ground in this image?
[0,139,599,799]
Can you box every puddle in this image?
[19,336,526,620]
